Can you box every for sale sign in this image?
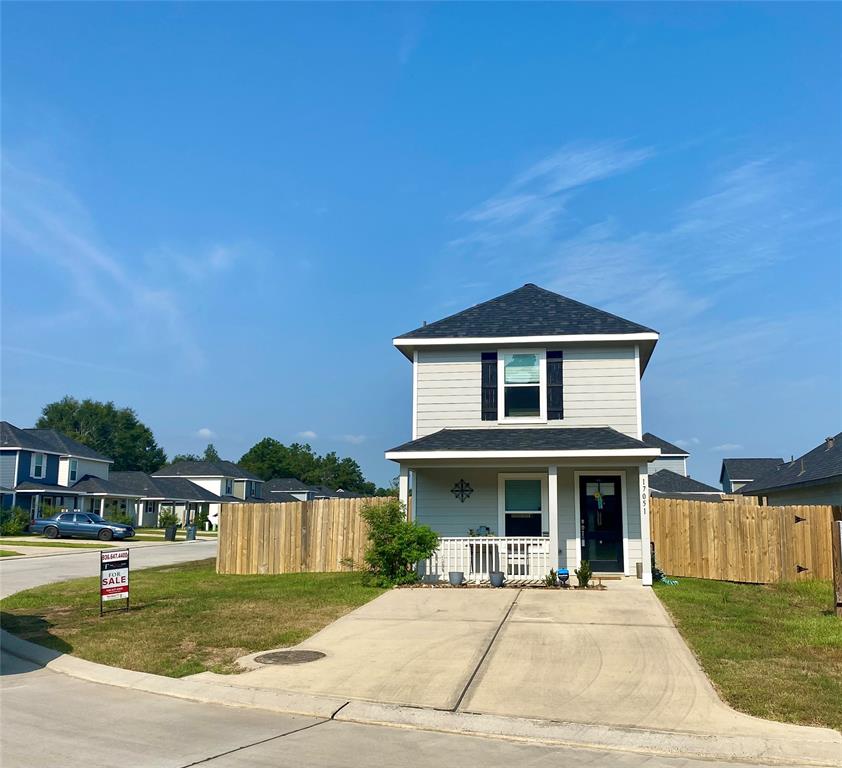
[100,549,129,613]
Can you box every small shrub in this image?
[194,507,209,528]
[158,509,180,528]
[106,511,134,526]
[543,569,557,587]
[360,498,439,586]
[0,507,30,536]
[575,560,593,588]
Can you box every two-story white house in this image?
[385,284,661,585]
[152,459,264,526]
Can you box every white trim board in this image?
[394,332,659,347]
[386,448,661,461]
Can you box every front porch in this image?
[397,461,653,585]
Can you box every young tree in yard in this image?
[37,396,167,472]
[361,498,439,585]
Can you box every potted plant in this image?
[448,571,465,586]
[574,560,592,588]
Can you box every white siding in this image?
[186,478,224,495]
[415,345,640,438]
[649,456,687,476]
[58,457,110,486]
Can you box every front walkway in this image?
[207,581,832,742]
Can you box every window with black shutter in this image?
[547,350,563,420]
[481,352,497,421]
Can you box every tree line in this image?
[35,396,394,495]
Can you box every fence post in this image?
[833,519,842,618]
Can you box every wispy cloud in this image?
[453,141,653,249]
[339,434,366,445]
[712,443,743,452]
[297,430,318,440]
[675,437,701,449]
[196,427,215,440]
[1,157,248,372]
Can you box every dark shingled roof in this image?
[649,469,722,495]
[388,427,653,454]
[1,421,111,462]
[720,458,784,484]
[739,433,842,495]
[263,477,312,493]
[396,284,656,340]
[70,474,146,496]
[260,491,301,503]
[642,433,689,456]
[108,471,222,502]
[153,460,261,481]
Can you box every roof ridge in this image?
[525,284,657,333]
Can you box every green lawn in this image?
[654,577,842,731]
[0,559,384,678]
[0,550,21,557]
[0,539,111,550]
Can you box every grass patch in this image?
[0,559,384,678]
[0,539,111,549]
[654,577,842,731]
[0,550,21,557]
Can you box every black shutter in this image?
[547,351,563,420]
[481,352,497,421]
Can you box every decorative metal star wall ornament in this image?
[451,478,474,503]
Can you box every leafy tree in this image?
[171,453,200,463]
[239,438,377,494]
[203,443,221,461]
[37,397,167,472]
[360,498,439,585]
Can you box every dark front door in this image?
[579,476,623,572]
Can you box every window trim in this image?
[31,453,46,479]
[224,479,233,496]
[497,473,549,536]
[497,348,547,423]
[69,458,78,482]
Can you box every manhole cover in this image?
[254,650,326,665]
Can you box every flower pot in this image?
[489,571,505,588]
[448,571,465,586]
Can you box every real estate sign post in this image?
[100,549,130,615]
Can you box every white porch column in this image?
[548,465,559,572]
[639,464,653,586]
[99,497,106,516]
[398,465,410,521]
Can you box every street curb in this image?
[0,539,214,561]
[3,629,840,767]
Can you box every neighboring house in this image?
[153,459,264,524]
[649,469,724,501]
[0,421,224,525]
[262,478,363,502]
[720,458,783,493]
[0,420,118,517]
[385,283,661,584]
[738,434,842,506]
[642,433,689,476]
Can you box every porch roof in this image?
[386,427,659,461]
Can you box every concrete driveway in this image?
[206,579,828,743]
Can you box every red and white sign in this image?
[101,549,129,603]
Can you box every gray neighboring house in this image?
[642,433,690,476]
[738,434,842,506]
[720,458,784,493]
[262,477,363,502]
[649,468,724,502]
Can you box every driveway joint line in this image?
[175,718,330,767]
[452,587,521,713]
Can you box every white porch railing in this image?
[421,537,551,584]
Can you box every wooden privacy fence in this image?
[650,497,841,583]
[216,498,377,575]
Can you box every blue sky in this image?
[2,3,840,487]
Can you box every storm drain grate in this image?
[254,650,326,665]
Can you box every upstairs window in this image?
[31,453,46,479]
[224,479,233,496]
[499,351,545,420]
[69,459,79,482]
